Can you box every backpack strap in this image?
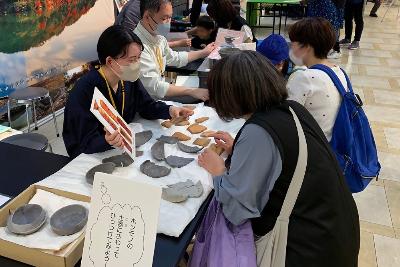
[310,64,364,107]
[310,64,354,95]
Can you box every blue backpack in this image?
[310,64,381,193]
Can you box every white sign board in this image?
[81,173,162,267]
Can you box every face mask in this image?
[150,16,170,37]
[289,49,304,66]
[112,60,141,82]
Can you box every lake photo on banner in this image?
[0,0,115,128]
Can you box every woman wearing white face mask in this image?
[286,17,349,142]
[63,25,193,158]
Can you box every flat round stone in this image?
[7,204,47,235]
[50,204,88,236]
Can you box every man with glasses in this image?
[134,0,215,102]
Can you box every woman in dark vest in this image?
[206,0,256,43]
[198,51,360,266]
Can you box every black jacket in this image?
[63,69,171,158]
[229,101,360,267]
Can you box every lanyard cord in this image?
[155,47,164,76]
[98,67,125,117]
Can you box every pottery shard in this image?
[170,116,186,125]
[102,153,134,167]
[209,144,224,155]
[165,156,194,168]
[135,130,153,147]
[86,162,116,185]
[157,135,179,144]
[176,120,190,126]
[166,180,204,198]
[140,160,171,178]
[187,124,207,134]
[177,142,203,153]
[162,187,188,203]
[7,204,47,235]
[161,121,173,128]
[195,117,209,123]
[50,204,88,236]
[201,130,216,138]
[193,138,211,147]
[151,141,165,161]
[172,132,191,141]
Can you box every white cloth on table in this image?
[38,103,245,237]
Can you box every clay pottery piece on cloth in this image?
[7,204,47,235]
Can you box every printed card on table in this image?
[90,87,135,159]
[81,173,162,267]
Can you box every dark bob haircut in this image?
[206,0,237,28]
[288,17,336,59]
[196,15,215,30]
[97,25,143,65]
[140,0,171,18]
[208,50,288,120]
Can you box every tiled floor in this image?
[31,2,400,266]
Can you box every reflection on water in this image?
[0,0,115,98]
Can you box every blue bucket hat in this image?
[256,34,289,65]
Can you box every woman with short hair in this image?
[63,25,193,158]
[198,50,360,266]
[287,17,349,141]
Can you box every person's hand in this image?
[178,38,192,47]
[189,88,209,101]
[198,148,226,176]
[209,131,234,155]
[169,106,194,120]
[104,128,124,149]
[201,42,216,57]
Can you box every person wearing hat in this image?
[256,34,290,74]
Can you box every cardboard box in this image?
[0,185,90,267]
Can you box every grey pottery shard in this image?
[151,141,165,161]
[102,153,134,167]
[177,142,203,153]
[135,130,153,147]
[86,162,116,185]
[165,156,194,168]
[50,204,88,236]
[168,179,203,198]
[162,187,188,203]
[7,204,47,235]
[140,160,171,178]
[157,135,179,144]
[162,180,204,203]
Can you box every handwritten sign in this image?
[81,173,161,267]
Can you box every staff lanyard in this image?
[98,67,125,117]
[155,47,165,77]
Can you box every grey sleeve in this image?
[213,124,282,226]
[115,0,141,31]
